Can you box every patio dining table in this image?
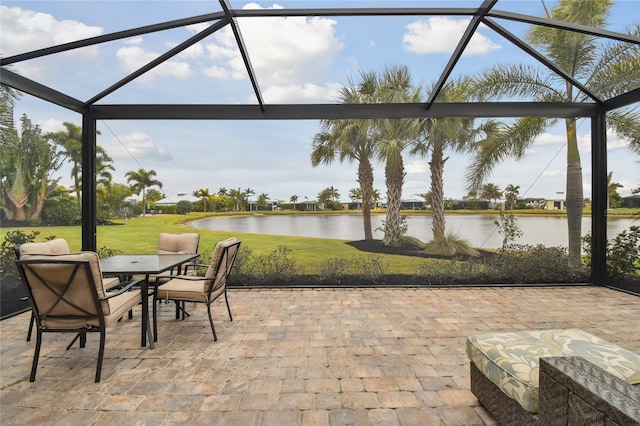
[100,253,200,349]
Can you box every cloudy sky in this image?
[2,1,639,204]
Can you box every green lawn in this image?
[1,214,430,274]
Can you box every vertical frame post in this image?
[81,109,97,251]
[591,110,607,285]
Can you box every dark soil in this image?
[346,239,497,261]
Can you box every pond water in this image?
[189,214,638,249]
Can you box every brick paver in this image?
[1,286,639,425]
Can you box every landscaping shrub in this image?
[250,245,301,284]
[484,244,589,283]
[419,260,487,285]
[582,226,640,279]
[176,200,194,215]
[316,255,387,284]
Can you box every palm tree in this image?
[257,193,270,210]
[290,194,298,211]
[348,187,362,208]
[504,184,520,210]
[606,172,623,209]
[125,168,163,215]
[312,72,378,240]
[317,186,340,209]
[469,0,640,262]
[411,76,478,246]
[480,183,503,208]
[374,66,422,247]
[193,188,211,212]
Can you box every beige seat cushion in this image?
[19,238,70,256]
[21,252,141,328]
[20,239,120,290]
[466,329,640,413]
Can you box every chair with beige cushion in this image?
[132,233,200,285]
[15,252,146,382]
[17,238,120,341]
[153,237,240,341]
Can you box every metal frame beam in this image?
[90,102,595,121]
[426,0,497,106]
[220,0,264,110]
[591,111,607,285]
[0,69,85,113]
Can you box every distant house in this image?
[545,199,566,210]
[622,194,640,208]
[155,193,199,207]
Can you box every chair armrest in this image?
[538,356,640,425]
[157,275,212,281]
[100,279,145,300]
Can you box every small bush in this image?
[317,255,387,284]
[229,245,255,283]
[318,257,349,282]
[419,260,487,285]
[423,233,479,257]
[96,246,123,258]
[251,245,301,284]
[485,244,589,283]
[583,226,640,279]
[401,236,427,250]
[176,200,194,215]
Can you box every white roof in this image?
[155,194,200,205]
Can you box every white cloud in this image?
[198,3,343,101]
[534,132,566,146]
[542,169,565,177]
[260,82,342,103]
[37,118,65,134]
[403,17,501,56]
[115,46,193,84]
[102,131,173,161]
[0,6,103,75]
[124,37,143,45]
[0,6,103,55]
[405,160,428,174]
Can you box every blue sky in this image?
[2,1,639,204]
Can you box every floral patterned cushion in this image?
[466,329,640,413]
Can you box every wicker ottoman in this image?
[466,329,640,424]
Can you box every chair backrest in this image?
[18,238,71,257]
[16,252,110,328]
[157,233,200,255]
[204,237,241,293]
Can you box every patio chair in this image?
[17,239,120,341]
[153,237,240,341]
[15,252,145,382]
[132,232,200,285]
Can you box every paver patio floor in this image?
[1,286,639,425]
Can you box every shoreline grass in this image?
[2,208,637,274]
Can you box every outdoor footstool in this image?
[466,329,640,425]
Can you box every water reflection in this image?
[189,214,637,249]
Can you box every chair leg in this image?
[30,330,43,382]
[224,289,233,321]
[26,312,35,342]
[206,304,218,341]
[153,295,158,342]
[95,329,105,383]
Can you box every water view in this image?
[189,214,638,249]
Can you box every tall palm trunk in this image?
[565,116,583,263]
[384,151,405,247]
[429,144,446,241]
[7,163,28,222]
[358,158,374,240]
